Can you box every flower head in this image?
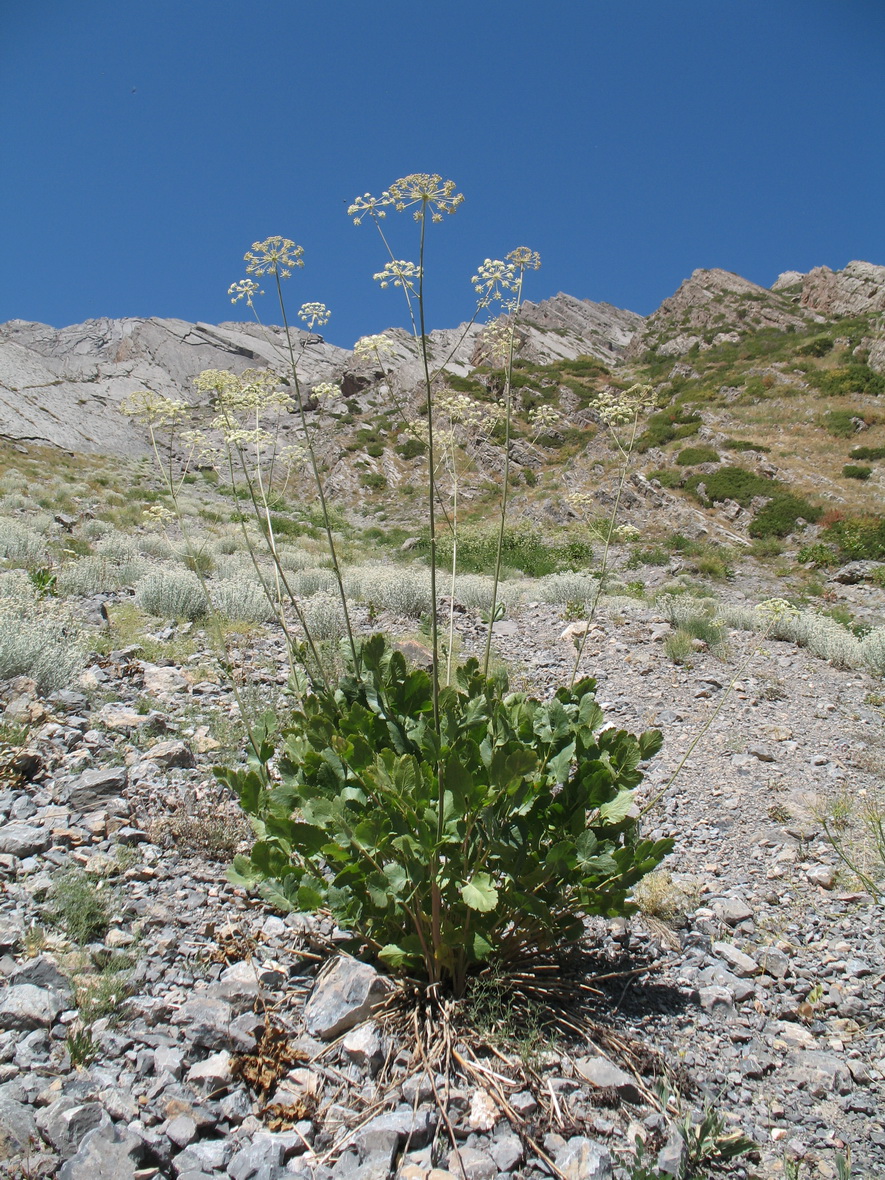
[120,390,186,426]
[471,259,519,306]
[228,279,262,306]
[595,383,655,427]
[528,405,561,437]
[349,174,464,224]
[243,237,304,279]
[757,597,799,619]
[312,382,341,402]
[374,260,421,291]
[353,334,397,364]
[507,247,542,272]
[298,302,331,330]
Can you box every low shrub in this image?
[811,364,885,397]
[350,566,433,618]
[0,595,85,692]
[823,409,866,438]
[722,438,771,454]
[135,567,208,620]
[843,464,872,481]
[213,576,278,622]
[45,868,113,944]
[647,468,683,488]
[635,408,702,453]
[849,445,885,461]
[822,514,885,561]
[0,521,47,568]
[676,445,720,466]
[749,494,823,538]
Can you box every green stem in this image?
[273,271,360,672]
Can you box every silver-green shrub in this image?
[536,571,598,605]
[293,568,337,597]
[57,558,113,597]
[212,577,277,623]
[0,521,47,567]
[135,568,208,620]
[350,566,432,617]
[0,596,85,691]
[303,593,347,640]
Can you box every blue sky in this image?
[2,1,884,348]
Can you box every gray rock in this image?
[711,941,759,978]
[0,984,66,1029]
[68,767,127,811]
[58,1116,143,1179]
[354,1110,436,1151]
[0,1092,39,1151]
[303,957,394,1040]
[806,865,836,889]
[165,1113,198,1148]
[186,1049,233,1091]
[36,1098,105,1157]
[786,1050,854,1097]
[0,821,51,857]
[490,1134,524,1172]
[446,1147,497,1180]
[656,1130,688,1177]
[172,1137,234,1172]
[342,1021,384,1075]
[697,985,736,1016]
[757,946,790,979]
[697,965,755,1002]
[555,1136,613,1180]
[717,897,754,926]
[575,1056,642,1103]
[10,954,74,997]
[228,1135,285,1180]
[145,738,196,768]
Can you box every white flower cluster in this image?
[471,259,519,305]
[527,405,561,435]
[311,382,341,402]
[353,334,396,364]
[373,260,422,291]
[120,390,186,426]
[595,383,655,427]
[243,236,304,279]
[228,279,262,306]
[298,302,331,329]
[349,174,464,224]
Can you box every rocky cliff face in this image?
[779,260,885,318]
[0,296,644,455]
[0,318,347,456]
[626,268,816,359]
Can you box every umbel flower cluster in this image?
[348,173,465,223]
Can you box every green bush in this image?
[676,445,720,466]
[722,437,770,454]
[849,445,885,461]
[797,542,840,567]
[635,408,702,453]
[797,336,834,357]
[749,494,822,538]
[46,868,113,944]
[812,364,885,397]
[221,637,672,997]
[823,515,885,561]
[647,468,683,488]
[684,465,773,507]
[361,472,388,490]
[823,410,866,438]
[843,464,872,481]
[395,437,427,460]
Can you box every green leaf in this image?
[460,873,499,913]
[598,789,637,825]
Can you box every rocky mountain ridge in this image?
[1,261,883,457]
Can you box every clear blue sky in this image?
[2,1,884,349]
